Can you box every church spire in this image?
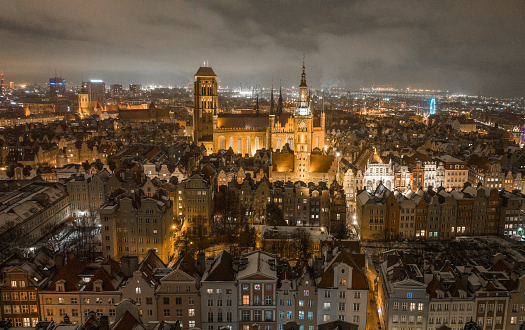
[270,80,274,115]
[277,80,283,115]
[297,55,309,115]
[300,54,307,87]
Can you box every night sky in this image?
[1,1,524,97]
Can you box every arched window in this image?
[247,137,251,155]
[276,138,282,150]
[288,136,294,150]
[238,137,242,154]
[255,137,259,151]
[263,136,267,149]
[229,137,234,149]
[315,136,319,148]
[219,136,225,150]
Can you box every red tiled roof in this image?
[83,266,121,292]
[173,253,200,278]
[46,258,87,292]
[317,249,367,290]
[112,310,145,330]
[490,259,511,274]
[203,251,236,282]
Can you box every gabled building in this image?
[200,251,238,330]
[237,251,278,330]
[156,253,202,329]
[0,266,42,327]
[316,249,368,330]
[426,265,474,329]
[377,251,428,330]
[120,250,166,324]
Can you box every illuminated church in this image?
[193,60,336,183]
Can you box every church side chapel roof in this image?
[272,153,294,172]
[216,113,270,129]
[310,154,335,173]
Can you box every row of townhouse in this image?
[168,248,368,330]
[174,170,347,240]
[0,249,167,327]
[357,183,525,241]
[378,249,525,330]
[344,150,525,220]
[346,152,467,196]
[1,247,368,330]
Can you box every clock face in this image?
[298,120,307,130]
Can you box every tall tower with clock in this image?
[294,57,313,182]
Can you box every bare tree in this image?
[292,229,314,259]
[0,220,20,260]
[73,206,100,260]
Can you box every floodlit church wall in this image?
[213,129,267,155]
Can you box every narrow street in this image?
[366,291,381,330]
[366,260,381,330]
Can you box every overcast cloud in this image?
[0,0,523,96]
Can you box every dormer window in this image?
[56,280,65,292]
[94,280,103,293]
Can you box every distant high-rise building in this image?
[9,82,14,89]
[129,84,142,97]
[110,84,123,98]
[49,76,66,97]
[87,79,106,104]
[0,73,4,96]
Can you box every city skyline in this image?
[1,1,524,97]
